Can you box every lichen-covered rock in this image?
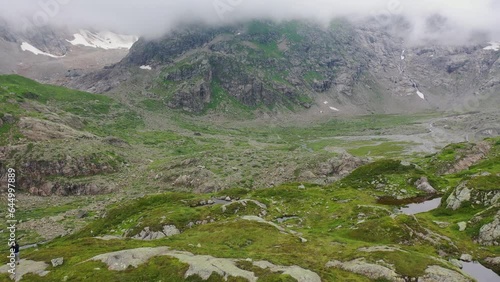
[485,257,500,265]
[325,258,402,281]
[133,225,181,240]
[253,261,321,282]
[415,177,438,194]
[419,265,471,282]
[477,211,500,246]
[163,225,181,237]
[51,257,64,267]
[446,181,500,210]
[446,182,471,210]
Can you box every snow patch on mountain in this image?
[68,30,138,50]
[140,65,152,70]
[416,90,425,100]
[329,106,340,111]
[20,42,65,58]
[484,42,499,51]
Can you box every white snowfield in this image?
[484,42,499,51]
[140,65,152,70]
[416,90,425,100]
[67,30,138,50]
[329,106,340,111]
[20,42,65,58]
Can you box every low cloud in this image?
[1,0,499,42]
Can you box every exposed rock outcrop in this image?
[18,117,95,141]
[325,259,471,282]
[446,182,472,210]
[446,181,500,210]
[0,260,49,282]
[253,260,321,282]
[133,225,181,240]
[477,211,500,246]
[28,182,111,196]
[325,258,402,281]
[419,265,471,282]
[90,247,321,281]
[440,142,492,175]
[51,257,64,267]
[414,177,438,194]
[1,151,122,195]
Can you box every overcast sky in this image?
[1,0,499,42]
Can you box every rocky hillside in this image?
[69,19,500,115]
[0,20,136,85]
[0,75,137,196]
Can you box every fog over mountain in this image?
[0,0,499,43]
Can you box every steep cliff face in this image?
[69,19,500,115]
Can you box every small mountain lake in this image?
[462,261,500,282]
[377,196,442,215]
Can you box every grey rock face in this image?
[70,20,500,115]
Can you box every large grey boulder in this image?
[51,257,64,267]
[415,177,438,194]
[419,265,471,282]
[163,225,181,237]
[460,254,473,262]
[446,182,472,210]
